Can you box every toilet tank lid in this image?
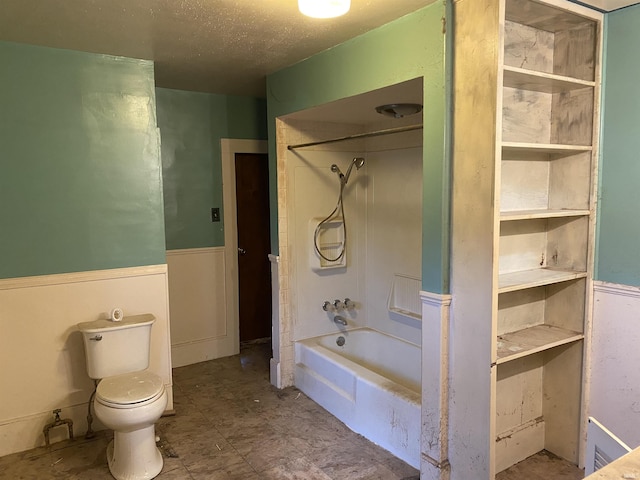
[77,313,155,333]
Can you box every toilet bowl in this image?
[78,314,167,480]
[93,371,167,480]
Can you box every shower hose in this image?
[313,175,347,263]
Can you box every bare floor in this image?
[0,343,417,480]
[0,342,583,479]
[498,450,584,480]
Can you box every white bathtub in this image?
[294,328,421,468]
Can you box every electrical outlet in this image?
[211,207,220,222]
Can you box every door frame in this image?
[221,139,269,351]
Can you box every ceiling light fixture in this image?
[298,0,351,18]
[375,103,423,118]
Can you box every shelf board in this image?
[500,209,590,221]
[502,142,592,158]
[498,268,587,293]
[506,0,597,33]
[496,324,583,364]
[503,65,595,93]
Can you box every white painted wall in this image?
[0,265,173,457]
[588,281,640,448]
[166,139,268,369]
[167,247,235,367]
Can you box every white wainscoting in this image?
[588,281,640,449]
[166,247,237,367]
[0,265,172,457]
[269,254,281,388]
[421,290,452,480]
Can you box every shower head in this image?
[330,164,344,180]
[344,157,365,184]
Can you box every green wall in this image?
[266,2,449,293]
[0,42,166,279]
[156,88,267,250]
[597,5,640,287]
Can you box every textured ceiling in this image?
[2,0,636,98]
[0,0,435,97]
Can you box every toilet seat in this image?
[96,371,165,409]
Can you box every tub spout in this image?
[334,315,347,326]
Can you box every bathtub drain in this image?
[336,336,346,347]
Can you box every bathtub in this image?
[294,328,421,468]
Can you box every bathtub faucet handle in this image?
[344,298,355,309]
[322,301,334,312]
[333,299,344,311]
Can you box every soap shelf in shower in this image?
[310,218,346,271]
[387,274,422,320]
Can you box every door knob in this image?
[238,247,246,255]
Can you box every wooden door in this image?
[235,153,272,342]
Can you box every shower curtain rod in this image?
[287,124,423,150]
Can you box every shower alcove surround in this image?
[272,78,424,467]
[451,0,602,477]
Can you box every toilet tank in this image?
[78,314,155,379]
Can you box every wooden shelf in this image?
[496,324,583,364]
[502,142,592,157]
[498,268,587,293]
[506,0,595,33]
[500,209,590,221]
[503,65,594,93]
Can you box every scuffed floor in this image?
[0,342,418,479]
[0,341,584,479]
[497,450,584,480]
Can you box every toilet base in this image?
[106,425,163,480]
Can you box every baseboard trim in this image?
[171,336,238,368]
[0,382,174,457]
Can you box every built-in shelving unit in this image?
[494,0,601,474]
[450,0,602,477]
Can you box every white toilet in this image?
[78,313,167,480]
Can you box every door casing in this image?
[221,139,269,353]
